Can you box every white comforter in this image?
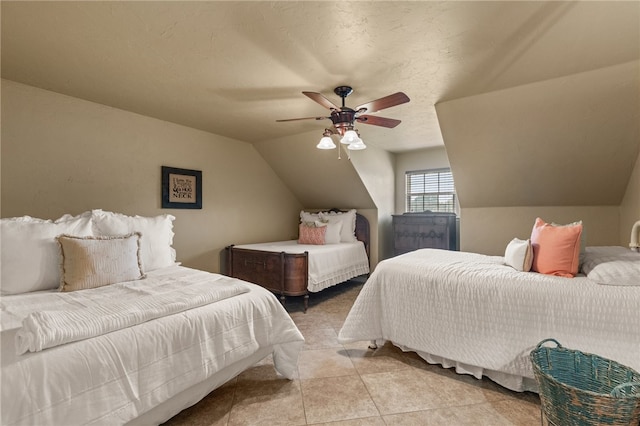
[16,279,250,354]
[338,249,640,392]
[233,240,370,292]
[1,266,305,425]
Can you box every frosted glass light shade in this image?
[317,136,336,149]
[340,130,359,145]
[348,140,367,150]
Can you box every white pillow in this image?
[300,210,322,223]
[319,209,358,243]
[317,221,343,244]
[581,246,640,286]
[57,233,145,292]
[504,238,533,272]
[1,212,94,295]
[91,210,176,272]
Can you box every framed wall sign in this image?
[161,166,202,209]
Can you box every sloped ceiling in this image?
[253,131,376,210]
[437,61,639,208]
[2,1,639,209]
[1,1,637,153]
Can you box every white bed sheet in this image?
[233,240,370,292]
[1,265,305,426]
[338,248,640,392]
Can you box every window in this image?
[406,168,457,214]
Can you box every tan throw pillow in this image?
[57,233,145,292]
[504,238,534,272]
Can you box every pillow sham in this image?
[322,221,343,244]
[300,210,322,223]
[319,209,358,243]
[57,233,145,292]
[581,246,640,286]
[298,224,326,245]
[530,217,582,278]
[504,238,533,272]
[1,212,94,295]
[91,210,176,272]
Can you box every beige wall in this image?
[1,80,302,273]
[461,206,621,255]
[4,78,636,270]
[349,145,395,263]
[620,150,640,246]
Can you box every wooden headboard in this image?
[328,208,370,261]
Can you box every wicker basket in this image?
[530,339,640,426]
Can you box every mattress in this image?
[233,240,370,292]
[1,265,305,425]
[338,248,640,392]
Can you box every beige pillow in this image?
[504,238,534,272]
[57,233,145,292]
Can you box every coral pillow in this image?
[298,224,326,245]
[530,217,583,277]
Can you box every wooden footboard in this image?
[225,209,370,313]
[226,246,310,310]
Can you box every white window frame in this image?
[405,168,457,214]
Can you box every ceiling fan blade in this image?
[355,92,410,114]
[356,115,401,128]
[276,116,329,122]
[303,91,341,110]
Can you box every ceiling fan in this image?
[276,85,410,136]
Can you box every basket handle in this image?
[611,382,640,397]
[535,338,562,350]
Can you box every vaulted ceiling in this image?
[2,1,637,153]
[2,1,639,211]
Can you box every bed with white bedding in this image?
[338,247,640,393]
[1,210,305,425]
[230,240,370,293]
[226,209,370,311]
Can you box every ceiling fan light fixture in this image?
[317,135,336,150]
[276,86,408,156]
[348,140,367,150]
[340,129,360,145]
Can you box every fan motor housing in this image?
[330,109,356,133]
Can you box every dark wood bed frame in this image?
[225,209,370,312]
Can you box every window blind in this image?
[405,168,456,213]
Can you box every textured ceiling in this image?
[1,1,639,152]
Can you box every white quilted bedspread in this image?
[1,266,304,425]
[234,240,370,292]
[338,249,640,391]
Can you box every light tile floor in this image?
[163,280,542,425]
